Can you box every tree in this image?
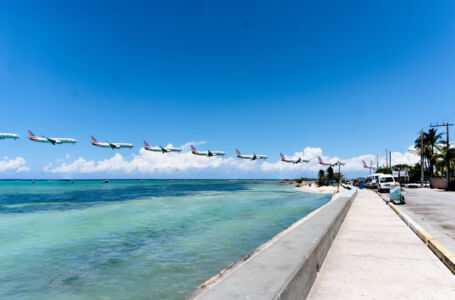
[424,128,443,176]
[376,167,392,175]
[415,128,443,176]
[317,169,325,186]
[435,146,455,177]
[327,166,334,181]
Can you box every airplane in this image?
[280,153,309,164]
[143,141,181,153]
[318,156,345,167]
[0,133,19,140]
[362,160,377,173]
[190,145,225,157]
[90,136,133,149]
[27,130,77,145]
[318,156,333,166]
[236,149,267,160]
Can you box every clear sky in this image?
[1,0,454,178]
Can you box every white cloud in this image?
[0,157,30,173]
[42,145,420,178]
[44,149,257,175]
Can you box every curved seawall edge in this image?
[188,187,358,300]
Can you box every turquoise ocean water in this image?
[0,180,331,299]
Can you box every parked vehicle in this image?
[377,174,396,193]
[365,173,384,189]
[406,183,421,188]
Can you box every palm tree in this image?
[424,128,443,176]
[435,146,455,177]
[414,133,428,171]
[415,129,443,176]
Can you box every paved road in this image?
[385,188,455,254]
[308,189,455,300]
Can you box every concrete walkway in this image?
[307,189,455,300]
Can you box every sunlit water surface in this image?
[0,180,330,299]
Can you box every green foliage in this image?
[408,163,432,182]
[326,166,334,181]
[295,177,316,184]
[376,167,392,175]
[317,169,325,186]
[414,128,446,177]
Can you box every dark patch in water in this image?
[0,180,249,213]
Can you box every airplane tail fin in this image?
[362,160,368,168]
[318,156,323,164]
[144,141,149,147]
[90,136,97,144]
[280,153,285,161]
[27,130,35,138]
[235,149,241,156]
[190,145,196,151]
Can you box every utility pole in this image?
[335,161,345,193]
[389,150,392,169]
[430,122,453,189]
[420,129,424,188]
[385,148,389,168]
[376,154,379,170]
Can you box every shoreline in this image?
[282,179,341,195]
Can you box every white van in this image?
[365,173,384,189]
[378,174,396,193]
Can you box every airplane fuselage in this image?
[191,146,225,157]
[237,154,267,160]
[93,142,133,149]
[29,136,77,145]
[91,137,133,149]
[145,147,181,153]
[0,133,19,140]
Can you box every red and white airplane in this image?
[190,145,225,157]
[143,141,181,153]
[91,136,133,149]
[28,130,77,145]
[318,156,333,166]
[0,133,19,140]
[236,149,267,160]
[318,156,345,167]
[280,153,308,164]
[362,160,377,173]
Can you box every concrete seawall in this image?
[189,188,358,300]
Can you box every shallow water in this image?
[0,180,331,299]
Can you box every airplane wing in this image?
[159,146,168,153]
[46,137,57,145]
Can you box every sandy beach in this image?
[295,183,340,194]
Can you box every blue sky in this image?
[1,0,454,178]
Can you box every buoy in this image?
[104,180,109,183]
[32,180,35,184]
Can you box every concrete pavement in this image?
[307,189,455,300]
[397,188,455,255]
